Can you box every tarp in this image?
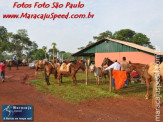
[113,70,127,90]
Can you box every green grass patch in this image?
[30,71,163,103]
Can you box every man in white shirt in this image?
[105,60,120,71]
[105,60,120,89]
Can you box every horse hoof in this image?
[145,96,149,100]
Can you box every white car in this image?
[29,61,35,68]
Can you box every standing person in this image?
[0,60,6,82]
[120,57,130,87]
[105,60,120,90]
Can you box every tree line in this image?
[0,26,154,60]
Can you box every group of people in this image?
[0,55,17,82]
[105,57,130,89]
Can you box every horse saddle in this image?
[60,63,71,72]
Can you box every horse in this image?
[57,59,85,86]
[34,60,47,76]
[7,60,22,70]
[89,63,103,85]
[63,59,70,64]
[100,58,114,83]
[22,59,27,66]
[130,62,163,99]
[44,62,58,85]
[101,58,114,67]
[50,59,60,63]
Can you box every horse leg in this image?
[104,74,107,84]
[71,75,75,86]
[57,73,61,86]
[101,73,103,84]
[35,67,39,77]
[97,76,100,85]
[54,69,57,79]
[74,75,77,86]
[61,75,63,83]
[95,76,98,85]
[145,79,150,99]
[44,69,50,85]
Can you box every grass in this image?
[30,71,163,103]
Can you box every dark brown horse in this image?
[101,58,114,83]
[57,59,85,86]
[44,62,58,85]
[7,60,22,70]
[63,59,70,64]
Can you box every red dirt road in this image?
[0,67,162,122]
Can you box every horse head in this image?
[75,59,85,71]
[101,58,114,67]
[89,63,95,72]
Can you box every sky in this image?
[0,0,163,53]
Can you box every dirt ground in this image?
[0,67,162,122]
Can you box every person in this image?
[105,60,120,89]
[130,70,139,78]
[119,57,130,87]
[0,60,6,82]
[13,55,16,61]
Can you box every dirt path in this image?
[0,67,162,122]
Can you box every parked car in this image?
[29,60,35,69]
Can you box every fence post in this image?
[109,69,113,92]
[85,60,89,85]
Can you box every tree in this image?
[42,46,47,59]
[113,29,154,48]
[132,33,154,48]
[52,43,56,62]
[0,26,7,42]
[113,29,136,42]
[61,52,74,60]
[93,30,112,41]
[33,49,45,60]
[9,29,33,59]
[28,41,38,59]
[78,41,94,50]
[0,26,10,59]
[78,46,85,50]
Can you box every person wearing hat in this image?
[120,57,130,87]
[13,55,16,61]
[0,60,6,82]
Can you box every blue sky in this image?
[0,0,163,53]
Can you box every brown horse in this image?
[63,59,70,64]
[130,62,163,99]
[101,58,114,83]
[7,60,22,70]
[57,59,85,86]
[34,60,47,76]
[44,62,58,85]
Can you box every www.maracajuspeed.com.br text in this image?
[3,12,94,20]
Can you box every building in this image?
[72,38,163,67]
